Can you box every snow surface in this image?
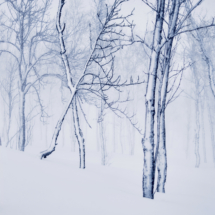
[1,147,215,215]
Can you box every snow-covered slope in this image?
[0,147,215,215]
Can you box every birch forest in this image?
[1,0,215,214]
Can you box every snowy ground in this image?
[1,147,215,215]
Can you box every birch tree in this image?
[141,0,165,199]
[0,63,18,147]
[94,0,108,165]
[185,0,215,165]
[155,0,211,193]
[0,0,57,151]
[140,0,210,199]
[155,0,181,193]
[40,0,143,170]
[200,94,206,163]
[192,61,201,168]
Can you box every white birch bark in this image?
[96,0,107,164]
[192,62,201,168]
[73,97,86,169]
[187,9,215,165]
[100,100,107,165]
[194,98,200,168]
[96,117,100,152]
[1,67,17,148]
[142,0,165,199]
[156,0,180,193]
[185,1,210,167]
[206,96,215,165]
[72,99,82,168]
[76,100,86,169]
[200,90,207,163]
[186,99,191,159]
[41,92,76,159]
[40,0,134,162]
[71,111,76,152]
[40,0,76,159]
[154,66,164,164]
[130,85,136,155]
[7,87,12,147]
[19,91,26,151]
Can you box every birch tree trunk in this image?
[72,100,82,168]
[154,66,164,164]
[7,91,13,147]
[186,99,191,159]
[156,0,180,193]
[100,100,107,165]
[156,55,170,193]
[4,78,14,148]
[19,91,26,151]
[201,91,207,163]
[191,49,201,168]
[41,0,77,159]
[157,107,167,192]
[41,93,76,159]
[130,85,136,155]
[142,0,165,199]
[96,0,107,163]
[207,98,215,165]
[75,98,86,169]
[100,119,107,165]
[194,97,200,168]
[18,90,25,151]
[71,111,76,152]
[193,61,201,168]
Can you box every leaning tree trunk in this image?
[142,0,165,200]
[19,91,26,151]
[41,0,77,160]
[41,92,76,159]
